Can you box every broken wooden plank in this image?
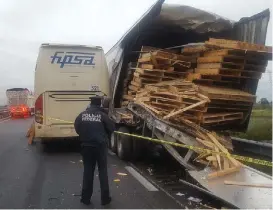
[136,101,161,115]
[207,133,241,167]
[163,100,208,120]
[215,146,222,170]
[223,158,230,169]
[207,167,240,179]
[224,180,272,188]
[187,73,201,81]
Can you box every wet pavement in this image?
[0,118,181,209]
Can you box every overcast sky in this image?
[0,0,272,105]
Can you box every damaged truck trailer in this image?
[106,1,272,209]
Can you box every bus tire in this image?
[117,126,132,160]
[110,132,117,153]
[41,138,48,145]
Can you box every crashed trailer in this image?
[106,1,272,209]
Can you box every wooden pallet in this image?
[193,79,241,89]
[198,85,256,102]
[197,62,243,70]
[209,99,253,107]
[150,101,181,110]
[205,38,272,53]
[195,68,263,79]
[207,106,250,112]
[150,97,184,107]
[182,45,208,54]
[201,112,243,124]
[200,74,241,83]
[150,92,181,101]
[140,50,196,62]
[203,49,270,64]
[197,55,245,64]
[203,49,245,57]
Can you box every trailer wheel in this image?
[117,127,132,160]
[132,137,146,160]
[110,132,117,153]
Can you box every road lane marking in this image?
[125,166,158,191]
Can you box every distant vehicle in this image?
[6,88,34,118]
[34,44,109,140]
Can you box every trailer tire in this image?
[117,127,132,160]
[110,132,117,153]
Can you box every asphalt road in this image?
[0,118,181,209]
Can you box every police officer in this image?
[74,96,114,206]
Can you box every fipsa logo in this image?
[50,51,95,68]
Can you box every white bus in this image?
[34,44,109,139]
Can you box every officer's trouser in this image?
[81,145,110,201]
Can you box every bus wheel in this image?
[110,132,117,153]
[117,126,132,160]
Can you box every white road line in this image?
[0,117,11,124]
[125,166,158,191]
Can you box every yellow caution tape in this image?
[115,131,272,167]
[35,114,273,167]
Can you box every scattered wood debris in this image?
[224,180,272,188]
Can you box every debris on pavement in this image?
[69,161,76,164]
[117,172,128,176]
[114,179,121,182]
[187,196,202,203]
[147,168,153,175]
[175,192,185,196]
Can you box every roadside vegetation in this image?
[233,103,272,141]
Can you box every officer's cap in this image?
[90,96,102,106]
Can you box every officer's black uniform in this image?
[74,97,114,205]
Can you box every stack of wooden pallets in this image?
[121,46,197,106]
[198,85,256,127]
[179,38,271,128]
[121,39,271,128]
[191,49,268,89]
[185,38,272,90]
[135,80,209,124]
[134,79,255,127]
